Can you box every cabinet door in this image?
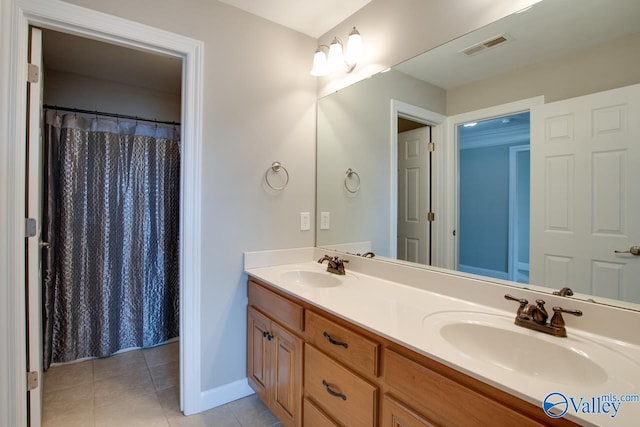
[271,322,303,427]
[381,395,437,427]
[247,306,271,402]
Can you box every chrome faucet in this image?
[318,255,349,275]
[504,294,582,337]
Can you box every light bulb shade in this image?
[310,48,328,76]
[327,38,344,69]
[345,27,363,64]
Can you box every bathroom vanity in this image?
[244,248,640,426]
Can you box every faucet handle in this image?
[504,294,528,305]
[550,306,583,329]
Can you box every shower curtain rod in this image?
[43,104,181,126]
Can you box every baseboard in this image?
[197,378,255,414]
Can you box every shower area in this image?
[39,29,183,369]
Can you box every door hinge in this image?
[427,212,435,222]
[27,63,40,84]
[27,371,39,391]
[427,142,435,152]
[25,218,37,237]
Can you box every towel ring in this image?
[265,161,289,191]
[344,168,360,193]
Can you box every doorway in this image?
[2,2,205,424]
[32,27,183,425]
[456,112,530,282]
[397,118,433,265]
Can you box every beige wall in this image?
[43,69,181,122]
[447,32,640,115]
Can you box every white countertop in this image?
[244,248,640,427]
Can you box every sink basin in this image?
[422,311,632,387]
[280,270,342,288]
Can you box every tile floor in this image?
[42,341,281,427]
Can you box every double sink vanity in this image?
[245,248,640,427]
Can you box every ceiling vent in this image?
[460,34,512,56]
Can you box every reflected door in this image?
[397,126,431,264]
[530,84,640,303]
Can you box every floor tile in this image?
[93,348,147,381]
[43,360,93,392]
[144,341,179,367]
[94,368,156,408]
[94,391,169,427]
[226,394,280,427]
[150,360,180,391]
[41,342,279,426]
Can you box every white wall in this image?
[43,69,181,122]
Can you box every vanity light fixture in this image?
[310,27,363,76]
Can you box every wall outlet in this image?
[320,212,330,230]
[300,212,310,231]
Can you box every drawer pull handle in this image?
[322,380,347,401]
[323,331,349,349]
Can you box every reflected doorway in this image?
[397,119,433,265]
[457,112,530,283]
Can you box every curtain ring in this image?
[344,168,360,193]
[265,161,289,191]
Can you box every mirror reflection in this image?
[316,0,640,309]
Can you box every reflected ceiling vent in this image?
[460,34,512,56]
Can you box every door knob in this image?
[614,246,640,256]
[39,241,50,249]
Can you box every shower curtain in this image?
[42,110,180,369]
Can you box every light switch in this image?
[320,212,330,230]
[300,212,310,231]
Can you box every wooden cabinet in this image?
[306,309,380,377]
[247,282,303,427]
[381,395,437,427]
[303,398,339,427]
[247,278,579,427]
[305,343,377,427]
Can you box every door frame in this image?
[445,97,544,273]
[508,144,531,283]
[390,100,445,263]
[0,0,204,424]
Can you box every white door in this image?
[397,126,431,264]
[530,84,640,303]
[26,27,44,427]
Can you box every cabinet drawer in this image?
[384,349,545,427]
[303,398,339,427]
[306,310,379,377]
[381,394,437,427]
[305,344,377,427]
[248,280,303,332]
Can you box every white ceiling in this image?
[217,0,371,38]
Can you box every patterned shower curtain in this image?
[42,110,180,369]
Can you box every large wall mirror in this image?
[316,0,640,310]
